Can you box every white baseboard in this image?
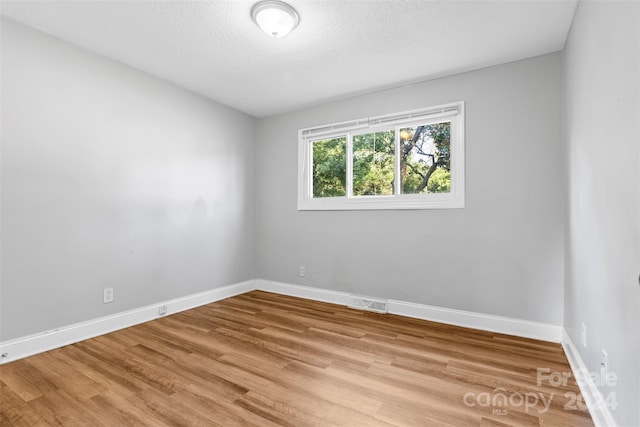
[562,329,617,427]
[0,278,563,365]
[388,299,562,342]
[256,279,350,305]
[0,280,256,364]
[255,279,562,343]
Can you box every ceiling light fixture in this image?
[251,0,299,38]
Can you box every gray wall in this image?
[0,19,256,341]
[256,54,565,325]
[563,2,640,426]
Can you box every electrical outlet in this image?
[601,349,608,376]
[581,323,587,348]
[103,288,114,304]
[299,266,306,277]
[158,304,168,316]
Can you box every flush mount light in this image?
[251,0,299,38]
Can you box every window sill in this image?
[297,193,464,211]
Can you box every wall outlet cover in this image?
[158,304,168,316]
[103,288,114,304]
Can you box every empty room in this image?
[1,0,638,426]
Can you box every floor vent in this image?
[347,294,388,314]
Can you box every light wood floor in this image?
[1,290,593,426]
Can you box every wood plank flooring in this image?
[0,291,593,426]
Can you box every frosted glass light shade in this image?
[251,1,299,38]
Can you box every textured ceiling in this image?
[1,0,577,117]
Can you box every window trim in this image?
[298,101,465,211]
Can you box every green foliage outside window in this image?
[312,137,346,198]
[311,121,451,198]
[353,130,395,196]
[400,122,451,194]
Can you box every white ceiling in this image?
[1,0,577,117]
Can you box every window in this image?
[298,102,464,210]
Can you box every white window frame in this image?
[298,101,465,211]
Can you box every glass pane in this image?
[352,130,395,196]
[312,137,347,198]
[400,122,451,194]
